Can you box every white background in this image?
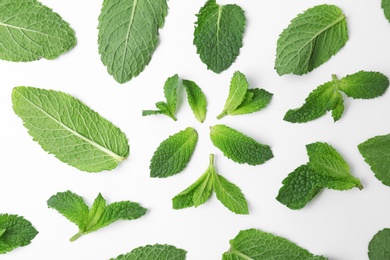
[0,0,390,259]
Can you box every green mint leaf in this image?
[173,154,248,214]
[12,86,130,173]
[0,214,38,254]
[306,142,362,190]
[382,0,390,23]
[47,191,89,231]
[172,167,213,209]
[110,244,186,260]
[47,191,146,242]
[276,165,323,210]
[183,79,207,123]
[284,78,336,123]
[98,0,168,83]
[217,71,249,119]
[0,0,76,62]
[229,88,273,116]
[223,229,327,260]
[213,173,249,215]
[284,72,388,123]
[368,228,390,260]
[275,4,348,75]
[143,75,179,121]
[150,127,198,178]
[210,124,273,165]
[338,71,389,99]
[359,133,390,187]
[194,0,246,73]
[277,142,362,210]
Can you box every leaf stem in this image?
[69,231,83,242]
[209,154,215,166]
[217,111,227,119]
[331,74,338,82]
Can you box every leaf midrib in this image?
[0,21,66,41]
[17,91,125,162]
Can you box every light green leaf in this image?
[0,214,38,254]
[150,127,198,178]
[183,79,207,123]
[275,4,348,75]
[330,91,344,122]
[213,173,249,215]
[284,81,335,123]
[368,228,390,260]
[98,0,168,83]
[172,169,213,209]
[210,124,273,165]
[359,133,390,187]
[217,71,249,119]
[194,0,246,73]
[223,229,327,260]
[229,88,273,116]
[382,0,390,23]
[276,165,323,210]
[338,71,389,99]
[0,0,76,61]
[172,154,248,214]
[47,191,146,242]
[12,87,130,173]
[111,244,187,260]
[143,75,179,121]
[306,142,362,190]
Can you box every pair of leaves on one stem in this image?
[47,191,146,242]
[142,74,207,123]
[0,214,38,254]
[277,142,362,210]
[284,71,389,123]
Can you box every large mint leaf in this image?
[12,87,130,173]
[194,0,246,73]
[111,244,186,260]
[0,0,76,61]
[223,229,327,260]
[47,191,146,241]
[359,134,390,187]
[275,4,348,75]
[368,228,390,260]
[150,127,198,178]
[98,0,168,83]
[210,124,273,165]
[0,214,38,254]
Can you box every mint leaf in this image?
[276,165,323,210]
[275,4,348,75]
[359,133,390,187]
[0,0,76,61]
[98,0,168,83]
[213,172,248,214]
[111,244,186,260]
[277,142,362,210]
[217,71,249,119]
[210,124,273,165]
[194,0,246,73]
[143,75,179,121]
[0,214,38,254]
[223,229,327,260]
[368,228,390,260]
[173,154,248,214]
[229,88,273,116]
[12,87,130,173]
[218,72,273,118]
[183,79,207,123]
[284,72,389,123]
[382,0,390,23]
[150,127,198,178]
[47,191,146,242]
[338,71,389,99]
